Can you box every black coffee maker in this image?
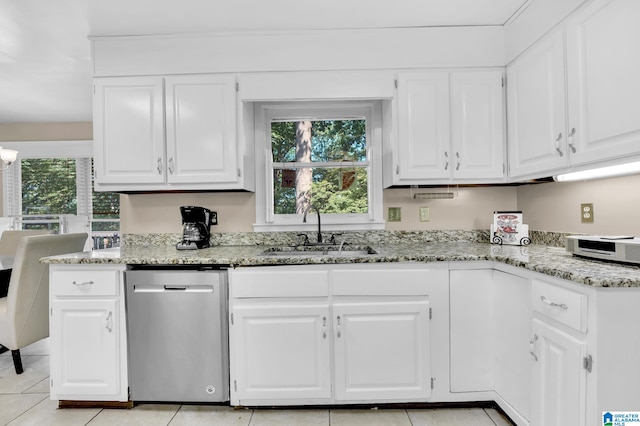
[176,206,217,250]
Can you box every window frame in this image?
[1,140,119,236]
[253,101,384,232]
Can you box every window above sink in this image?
[253,101,385,233]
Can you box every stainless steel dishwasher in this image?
[125,267,229,402]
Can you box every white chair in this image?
[0,233,88,374]
[0,229,55,256]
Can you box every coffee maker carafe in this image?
[176,206,217,250]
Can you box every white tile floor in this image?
[0,339,515,426]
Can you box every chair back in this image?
[0,233,88,349]
[0,230,55,256]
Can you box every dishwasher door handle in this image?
[164,285,187,291]
[133,284,214,293]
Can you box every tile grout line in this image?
[405,408,415,426]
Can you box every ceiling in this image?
[0,0,530,124]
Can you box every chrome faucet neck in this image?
[301,205,323,244]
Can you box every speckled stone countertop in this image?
[42,241,640,288]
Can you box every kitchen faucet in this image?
[302,205,323,244]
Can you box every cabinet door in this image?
[165,75,238,184]
[450,72,505,181]
[565,0,640,165]
[231,303,331,401]
[93,77,165,185]
[449,269,493,392]
[333,300,431,401]
[50,299,120,398]
[530,318,587,426]
[493,271,532,422]
[507,31,569,179]
[396,72,450,182]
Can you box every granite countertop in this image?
[41,241,640,288]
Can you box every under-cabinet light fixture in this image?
[0,147,18,171]
[554,161,640,182]
[413,192,455,200]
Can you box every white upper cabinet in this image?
[93,76,166,186]
[508,0,640,180]
[395,72,451,182]
[392,70,505,186]
[165,75,239,185]
[565,0,640,165]
[94,74,251,192]
[450,72,505,181]
[507,31,569,179]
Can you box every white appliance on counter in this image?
[566,235,640,265]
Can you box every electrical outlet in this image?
[388,207,402,222]
[581,203,594,223]
[420,207,430,222]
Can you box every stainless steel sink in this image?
[261,245,377,257]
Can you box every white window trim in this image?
[1,140,92,217]
[253,101,384,232]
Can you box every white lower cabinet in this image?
[530,318,587,426]
[45,259,640,425]
[229,264,445,405]
[333,300,431,401]
[530,279,590,426]
[450,267,592,426]
[449,268,494,392]
[50,299,120,397]
[231,303,332,400]
[49,264,128,402]
[492,271,532,423]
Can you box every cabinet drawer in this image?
[332,268,431,295]
[52,270,120,297]
[231,269,329,298]
[532,280,587,332]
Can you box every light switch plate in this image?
[388,207,401,222]
[420,207,430,222]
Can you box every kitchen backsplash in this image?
[122,230,571,248]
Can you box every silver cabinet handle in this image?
[540,295,568,309]
[336,315,342,338]
[322,316,327,339]
[168,157,174,175]
[455,152,460,171]
[555,133,564,157]
[105,311,113,333]
[444,151,449,170]
[395,165,400,175]
[529,334,538,361]
[157,157,163,175]
[72,280,94,286]
[568,128,577,153]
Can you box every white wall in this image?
[383,187,517,231]
[119,186,519,234]
[516,174,640,235]
[119,192,255,234]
